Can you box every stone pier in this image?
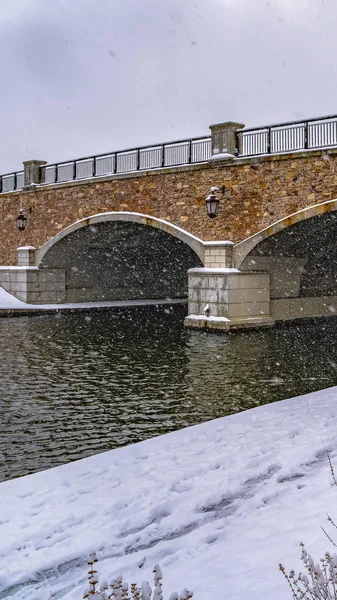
[184,239,274,331]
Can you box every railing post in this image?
[304,122,308,149]
[54,165,58,184]
[114,153,118,173]
[267,127,271,153]
[92,157,96,177]
[72,161,77,180]
[13,173,17,190]
[188,140,192,163]
[209,121,245,160]
[23,159,47,189]
[136,148,140,170]
[161,145,165,167]
[0,176,2,193]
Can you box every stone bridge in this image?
[1,116,337,330]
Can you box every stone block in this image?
[228,302,267,318]
[26,291,38,302]
[14,291,26,302]
[199,289,218,303]
[189,288,200,302]
[225,274,269,290]
[188,301,200,314]
[38,291,65,303]
[26,271,38,283]
[216,304,229,317]
[228,288,269,304]
[17,246,36,266]
[218,289,229,303]
[13,271,27,284]
[46,282,62,291]
[208,276,226,289]
[213,255,227,264]
[39,270,65,284]
[188,276,202,288]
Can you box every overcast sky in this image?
[0,0,336,173]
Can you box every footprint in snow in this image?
[204,534,218,544]
[17,488,36,498]
[170,481,193,493]
[135,454,149,462]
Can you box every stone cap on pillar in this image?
[17,246,37,266]
[23,160,47,188]
[203,240,234,268]
[209,121,245,159]
[203,241,234,246]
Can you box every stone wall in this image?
[1,147,337,265]
[0,267,65,303]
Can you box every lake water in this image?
[1,306,337,482]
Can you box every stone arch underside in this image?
[240,211,337,301]
[39,220,203,302]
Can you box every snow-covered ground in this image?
[0,286,28,307]
[1,386,337,599]
[0,285,186,311]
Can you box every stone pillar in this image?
[184,267,274,331]
[23,160,47,188]
[209,121,245,159]
[204,241,234,268]
[17,246,36,266]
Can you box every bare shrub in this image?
[280,454,337,599]
[50,552,193,600]
[280,544,337,599]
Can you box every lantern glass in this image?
[16,212,27,232]
[206,193,219,218]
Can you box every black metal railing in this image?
[2,114,337,193]
[0,171,24,193]
[236,114,337,157]
[0,137,211,193]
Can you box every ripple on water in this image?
[1,307,337,481]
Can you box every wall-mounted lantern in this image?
[205,186,225,219]
[16,207,32,232]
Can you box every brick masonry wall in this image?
[1,148,337,265]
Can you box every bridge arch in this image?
[234,198,337,269]
[233,199,337,308]
[35,212,204,303]
[36,211,205,266]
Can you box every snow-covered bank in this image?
[1,387,337,599]
[0,286,28,307]
[0,285,187,312]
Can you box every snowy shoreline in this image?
[0,285,187,314]
[1,386,337,599]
